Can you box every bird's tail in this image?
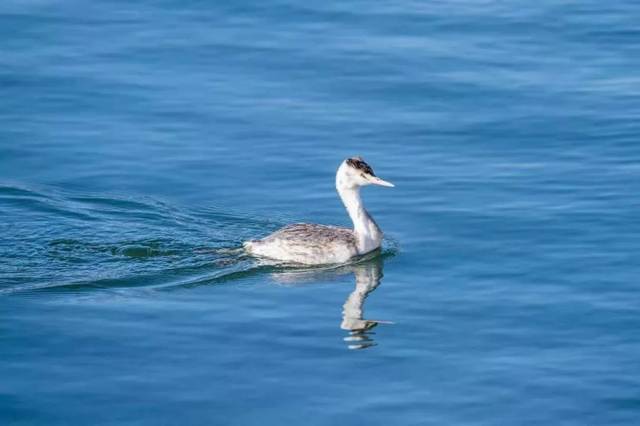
[243,240,256,253]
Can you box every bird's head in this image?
[336,156,394,190]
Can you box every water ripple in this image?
[1,184,397,296]
[0,185,278,295]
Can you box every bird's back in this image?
[244,223,358,265]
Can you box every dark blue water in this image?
[2,1,640,424]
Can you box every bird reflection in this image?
[270,252,391,350]
[340,255,388,350]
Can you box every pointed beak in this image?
[369,176,395,187]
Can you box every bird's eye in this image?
[360,173,365,178]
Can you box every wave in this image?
[0,184,397,296]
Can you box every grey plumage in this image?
[270,223,355,244]
[244,223,358,264]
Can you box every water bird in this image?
[244,157,394,265]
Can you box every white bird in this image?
[244,157,394,265]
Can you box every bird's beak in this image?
[369,176,395,187]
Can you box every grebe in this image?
[244,157,394,265]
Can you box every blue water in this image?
[2,1,640,424]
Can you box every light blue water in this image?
[2,1,640,424]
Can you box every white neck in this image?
[337,185,383,254]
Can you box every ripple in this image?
[1,185,397,296]
[0,186,277,295]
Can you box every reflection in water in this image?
[340,256,388,350]
[271,253,391,350]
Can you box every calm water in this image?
[2,1,640,424]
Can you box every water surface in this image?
[2,0,640,424]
